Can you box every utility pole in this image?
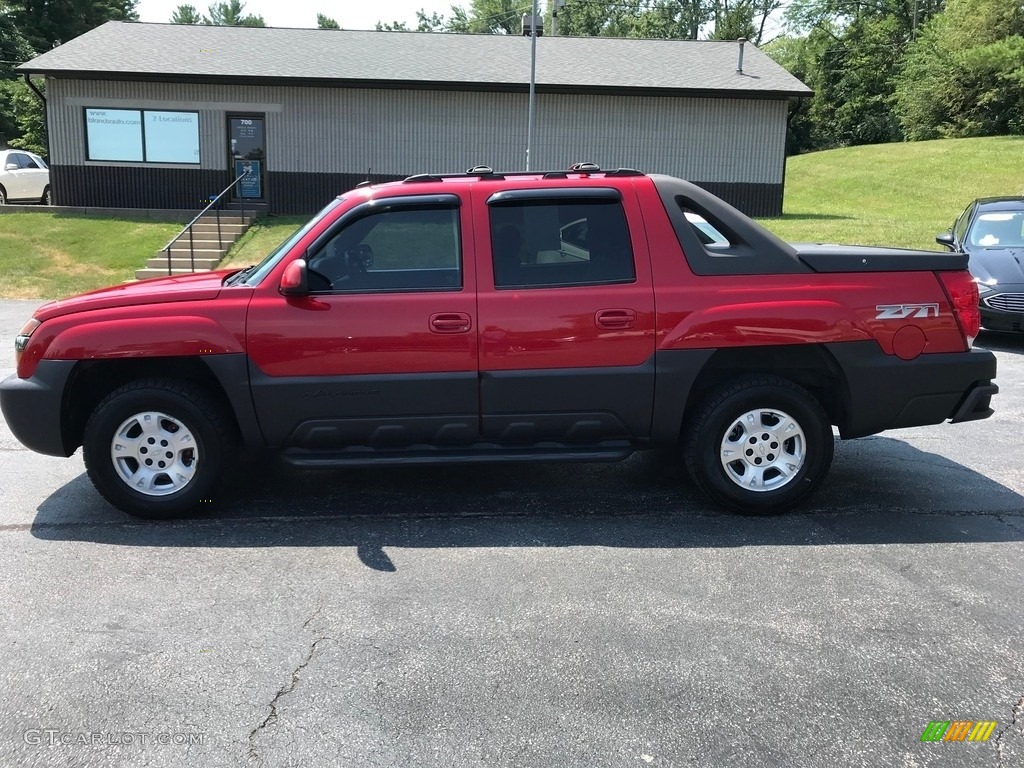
[526,0,539,170]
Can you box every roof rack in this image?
[402,164,644,184]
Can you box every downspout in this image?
[22,73,50,163]
[780,96,809,217]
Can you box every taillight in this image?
[938,271,980,348]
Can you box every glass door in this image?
[228,115,265,200]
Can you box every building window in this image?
[84,108,200,164]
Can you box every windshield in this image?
[969,211,1024,249]
[231,197,345,286]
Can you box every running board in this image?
[280,442,634,468]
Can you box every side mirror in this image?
[279,259,309,296]
[935,232,956,250]
[4,162,18,171]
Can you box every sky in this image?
[135,0,440,30]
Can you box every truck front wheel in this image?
[83,379,235,518]
[684,376,833,515]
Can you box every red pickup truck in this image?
[1,166,998,518]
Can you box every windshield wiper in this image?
[224,265,255,286]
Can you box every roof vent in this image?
[522,14,543,36]
[736,38,747,74]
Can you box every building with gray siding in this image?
[18,22,811,216]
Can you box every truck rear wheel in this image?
[684,376,833,515]
[83,379,235,518]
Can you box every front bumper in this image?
[826,342,997,439]
[0,360,76,457]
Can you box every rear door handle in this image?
[595,309,637,329]
[430,312,472,334]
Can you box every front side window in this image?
[953,203,974,244]
[85,108,200,164]
[306,206,462,293]
[490,199,635,289]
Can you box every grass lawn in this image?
[759,135,1024,249]
[219,216,307,270]
[0,212,180,299]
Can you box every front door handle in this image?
[595,309,637,330]
[430,312,472,334]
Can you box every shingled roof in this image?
[19,21,811,98]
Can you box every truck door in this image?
[245,193,479,451]
[473,185,657,442]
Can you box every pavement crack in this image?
[247,607,330,768]
[994,694,1024,768]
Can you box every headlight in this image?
[974,278,997,295]
[14,318,40,363]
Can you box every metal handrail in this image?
[161,170,251,275]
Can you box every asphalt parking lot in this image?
[0,298,1022,768]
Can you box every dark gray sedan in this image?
[938,197,1024,332]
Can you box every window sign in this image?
[85,109,144,162]
[85,108,200,164]
[144,111,200,163]
[235,160,262,198]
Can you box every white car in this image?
[0,149,51,205]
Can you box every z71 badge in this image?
[875,303,939,319]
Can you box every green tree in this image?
[708,0,757,40]
[764,28,831,152]
[784,0,945,39]
[0,14,35,144]
[0,0,138,52]
[316,12,340,29]
[895,0,1024,139]
[0,12,34,78]
[376,9,449,32]
[170,4,202,23]
[811,16,904,146]
[205,0,264,26]
[445,0,522,34]
[3,79,46,155]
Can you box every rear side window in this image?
[489,199,635,289]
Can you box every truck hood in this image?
[966,247,1024,287]
[32,270,236,322]
[792,243,969,273]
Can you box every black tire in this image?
[83,379,236,519]
[41,185,51,205]
[0,186,7,205]
[683,376,834,515]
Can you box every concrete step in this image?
[135,267,217,279]
[188,224,247,236]
[146,257,222,270]
[197,215,254,225]
[161,246,227,257]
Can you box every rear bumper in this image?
[0,360,76,457]
[826,342,997,438]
